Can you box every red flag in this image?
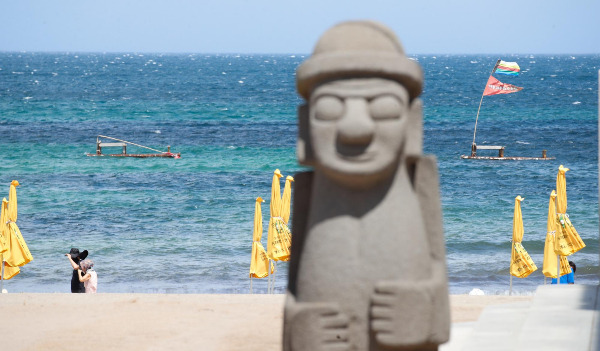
[483,76,523,96]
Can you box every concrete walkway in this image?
[442,285,600,351]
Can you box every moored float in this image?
[86,135,181,158]
[462,59,554,161]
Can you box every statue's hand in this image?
[371,281,433,347]
[288,302,350,351]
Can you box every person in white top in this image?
[78,259,98,293]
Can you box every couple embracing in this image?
[66,248,97,293]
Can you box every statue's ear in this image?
[405,98,423,156]
[297,104,315,166]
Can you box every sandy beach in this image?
[0,293,532,351]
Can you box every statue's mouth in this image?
[336,143,373,161]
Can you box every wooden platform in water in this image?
[86,135,181,158]
[86,153,180,158]
[462,144,554,160]
[461,155,555,161]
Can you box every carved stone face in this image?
[308,78,410,187]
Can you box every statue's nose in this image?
[337,99,374,145]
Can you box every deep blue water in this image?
[0,52,598,294]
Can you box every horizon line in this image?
[1,50,600,56]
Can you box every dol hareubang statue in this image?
[284,21,450,351]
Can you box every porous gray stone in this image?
[284,20,450,351]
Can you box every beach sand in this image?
[0,293,532,351]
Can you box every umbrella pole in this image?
[509,241,513,296]
[267,260,272,294]
[0,255,4,292]
[250,277,253,294]
[557,254,560,285]
[272,261,278,294]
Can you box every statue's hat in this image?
[297,21,423,100]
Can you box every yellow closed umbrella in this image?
[249,197,271,279]
[542,190,571,279]
[4,181,33,268]
[0,198,20,280]
[554,165,585,256]
[510,196,537,281]
[280,176,294,225]
[267,170,292,262]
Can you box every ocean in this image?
[0,52,598,295]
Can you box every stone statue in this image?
[284,21,450,351]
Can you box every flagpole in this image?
[472,59,501,151]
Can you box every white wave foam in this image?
[516,141,530,145]
[573,101,581,105]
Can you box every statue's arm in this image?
[284,171,350,351]
[412,155,450,343]
[370,156,450,348]
[412,155,446,265]
[287,171,313,296]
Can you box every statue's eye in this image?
[314,96,344,121]
[369,95,403,120]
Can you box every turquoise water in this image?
[0,53,598,294]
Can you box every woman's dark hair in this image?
[569,261,576,273]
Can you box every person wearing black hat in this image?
[65,248,88,293]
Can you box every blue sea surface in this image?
[0,53,598,295]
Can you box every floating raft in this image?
[86,135,181,158]
[461,155,555,161]
[461,144,554,161]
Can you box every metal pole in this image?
[268,260,272,294]
[509,241,513,296]
[250,277,253,294]
[557,254,561,285]
[472,93,486,148]
[271,261,277,294]
[472,59,501,148]
[0,255,4,293]
[97,135,167,154]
